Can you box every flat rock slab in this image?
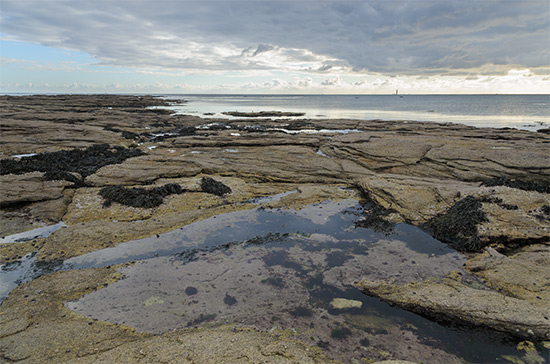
[0,172,69,207]
[356,276,550,340]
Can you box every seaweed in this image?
[330,327,352,339]
[200,177,232,196]
[0,144,144,184]
[325,251,353,267]
[423,196,488,252]
[481,176,550,194]
[245,232,287,246]
[223,293,237,306]
[289,306,313,318]
[99,183,184,208]
[477,196,518,210]
[536,205,550,222]
[186,313,217,327]
[103,126,140,140]
[261,277,285,288]
[354,184,395,234]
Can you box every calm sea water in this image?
[159,94,549,131]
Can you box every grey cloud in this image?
[1,0,548,75]
[317,64,333,72]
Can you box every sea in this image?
[157,94,550,131]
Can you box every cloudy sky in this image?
[1,0,549,94]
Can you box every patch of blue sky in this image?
[0,36,95,65]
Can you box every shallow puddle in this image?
[63,199,528,363]
[0,221,66,244]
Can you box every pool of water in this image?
[58,199,532,363]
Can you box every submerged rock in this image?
[330,298,363,310]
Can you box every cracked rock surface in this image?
[1,95,549,363]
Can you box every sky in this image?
[1,0,549,94]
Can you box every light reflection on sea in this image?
[157,94,550,131]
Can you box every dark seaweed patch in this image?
[354,185,395,234]
[263,250,302,271]
[423,196,487,252]
[330,327,352,339]
[103,127,140,140]
[261,277,285,288]
[289,306,313,317]
[223,293,237,306]
[477,196,518,210]
[325,251,353,267]
[536,205,550,221]
[186,313,217,327]
[200,177,231,196]
[245,232,287,246]
[0,144,144,183]
[99,183,184,208]
[481,177,550,194]
[355,215,394,234]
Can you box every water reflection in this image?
[64,200,524,363]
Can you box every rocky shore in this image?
[1,95,548,363]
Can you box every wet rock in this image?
[200,177,231,196]
[99,183,184,208]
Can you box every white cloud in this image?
[1,0,548,77]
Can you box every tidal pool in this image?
[62,199,532,364]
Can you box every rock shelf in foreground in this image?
[1,95,549,363]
